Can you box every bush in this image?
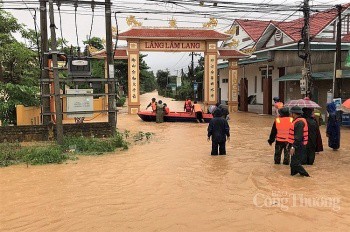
[116,97,126,107]
[0,142,22,167]
[23,146,69,165]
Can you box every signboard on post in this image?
[66,89,94,118]
[194,82,198,91]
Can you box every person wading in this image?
[207,110,230,155]
[302,108,323,165]
[192,101,204,123]
[156,100,164,123]
[273,97,284,116]
[288,106,310,177]
[268,107,293,165]
[326,102,341,150]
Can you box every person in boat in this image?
[192,101,204,123]
[184,98,193,112]
[163,103,170,115]
[273,97,284,116]
[268,107,292,165]
[302,108,323,165]
[288,106,310,177]
[207,109,230,155]
[146,98,157,112]
[156,100,164,123]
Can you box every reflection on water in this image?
[1,91,350,231]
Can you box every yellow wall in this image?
[16,97,107,125]
[16,105,42,126]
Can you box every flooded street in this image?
[1,92,350,231]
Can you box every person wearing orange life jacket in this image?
[268,107,293,165]
[163,103,170,115]
[146,98,157,112]
[184,98,192,112]
[192,101,204,123]
[273,97,284,116]
[288,106,310,177]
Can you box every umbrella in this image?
[284,97,321,108]
[341,99,350,112]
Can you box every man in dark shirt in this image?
[289,106,310,177]
[207,110,230,155]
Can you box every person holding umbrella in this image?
[288,106,310,177]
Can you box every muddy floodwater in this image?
[1,92,350,231]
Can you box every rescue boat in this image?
[137,111,213,123]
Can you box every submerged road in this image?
[0,92,349,232]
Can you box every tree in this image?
[0,9,40,124]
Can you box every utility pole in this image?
[334,4,343,98]
[300,0,312,99]
[40,0,51,125]
[105,0,116,134]
[48,0,63,144]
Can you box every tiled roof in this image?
[91,48,128,59]
[218,49,248,58]
[118,27,230,40]
[238,3,350,43]
[235,19,271,42]
[342,33,350,42]
[275,8,338,41]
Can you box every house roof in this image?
[275,8,339,42]
[235,19,271,42]
[118,27,230,41]
[278,70,350,81]
[218,48,248,59]
[91,48,128,59]
[236,3,350,45]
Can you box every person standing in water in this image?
[268,107,293,165]
[207,110,230,155]
[156,100,164,123]
[288,106,310,177]
[192,101,204,123]
[326,102,341,150]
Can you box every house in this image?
[218,3,350,117]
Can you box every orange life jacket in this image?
[193,104,202,112]
[275,117,293,142]
[185,100,192,111]
[275,102,284,109]
[288,118,308,145]
[151,102,156,111]
[164,107,170,114]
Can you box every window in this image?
[236,26,239,36]
[222,78,228,83]
[261,69,272,92]
[342,14,350,34]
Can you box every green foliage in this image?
[0,143,69,167]
[23,146,69,165]
[62,131,128,155]
[156,69,170,90]
[0,82,40,124]
[0,142,22,166]
[116,96,126,107]
[83,37,105,50]
[176,80,193,100]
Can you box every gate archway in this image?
[118,27,247,114]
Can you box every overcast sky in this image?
[3,0,350,75]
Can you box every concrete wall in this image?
[0,122,113,142]
[17,97,107,126]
